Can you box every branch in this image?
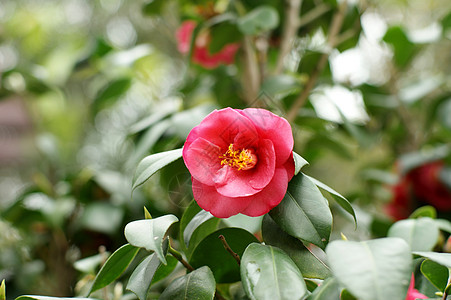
[297,3,331,28]
[242,36,261,104]
[218,235,241,265]
[168,242,194,272]
[286,0,348,123]
[274,0,302,75]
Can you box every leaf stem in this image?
[168,243,194,272]
[218,235,241,265]
[286,0,348,123]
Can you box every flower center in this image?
[219,144,257,171]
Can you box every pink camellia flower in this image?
[176,20,240,69]
[182,108,295,218]
[406,274,427,300]
[386,161,451,220]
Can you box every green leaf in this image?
[387,217,439,251]
[261,75,301,98]
[152,255,178,284]
[126,239,169,300]
[142,0,165,16]
[0,280,5,300]
[409,206,437,219]
[180,200,202,246]
[442,11,451,30]
[398,145,450,174]
[340,289,358,300]
[238,6,279,35]
[189,228,259,283]
[93,78,131,112]
[179,201,220,257]
[159,266,216,300]
[383,26,416,68]
[326,238,412,300]
[293,152,309,175]
[304,174,356,225]
[240,243,307,300]
[80,202,124,235]
[127,253,161,300]
[126,238,170,300]
[420,259,449,292]
[270,172,332,249]
[73,253,108,274]
[130,119,172,166]
[209,20,242,54]
[183,210,214,246]
[144,206,152,219]
[124,215,179,264]
[413,251,451,268]
[132,148,183,191]
[262,214,331,279]
[306,277,340,300]
[89,244,139,295]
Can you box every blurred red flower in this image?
[387,161,451,220]
[405,274,427,300]
[176,20,240,69]
[182,108,295,218]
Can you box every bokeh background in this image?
[1,0,451,297]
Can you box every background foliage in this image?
[1,0,451,299]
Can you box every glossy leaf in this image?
[293,152,309,175]
[183,209,214,247]
[89,244,139,295]
[124,214,179,264]
[132,148,183,191]
[420,259,449,292]
[305,174,356,225]
[159,266,216,300]
[262,214,331,279]
[387,217,439,251]
[152,255,178,284]
[326,238,412,300]
[240,243,307,300]
[270,172,332,249]
[189,228,259,283]
[306,277,340,300]
[413,251,451,268]
[180,201,220,257]
[126,239,169,300]
[238,6,279,35]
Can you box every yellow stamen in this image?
[219,144,257,171]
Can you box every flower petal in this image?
[192,178,253,218]
[183,137,222,185]
[176,20,196,54]
[240,166,291,217]
[214,139,276,197]
[241,108,294,165]
[188,108,259,151]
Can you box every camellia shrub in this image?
[3,0,451,299]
